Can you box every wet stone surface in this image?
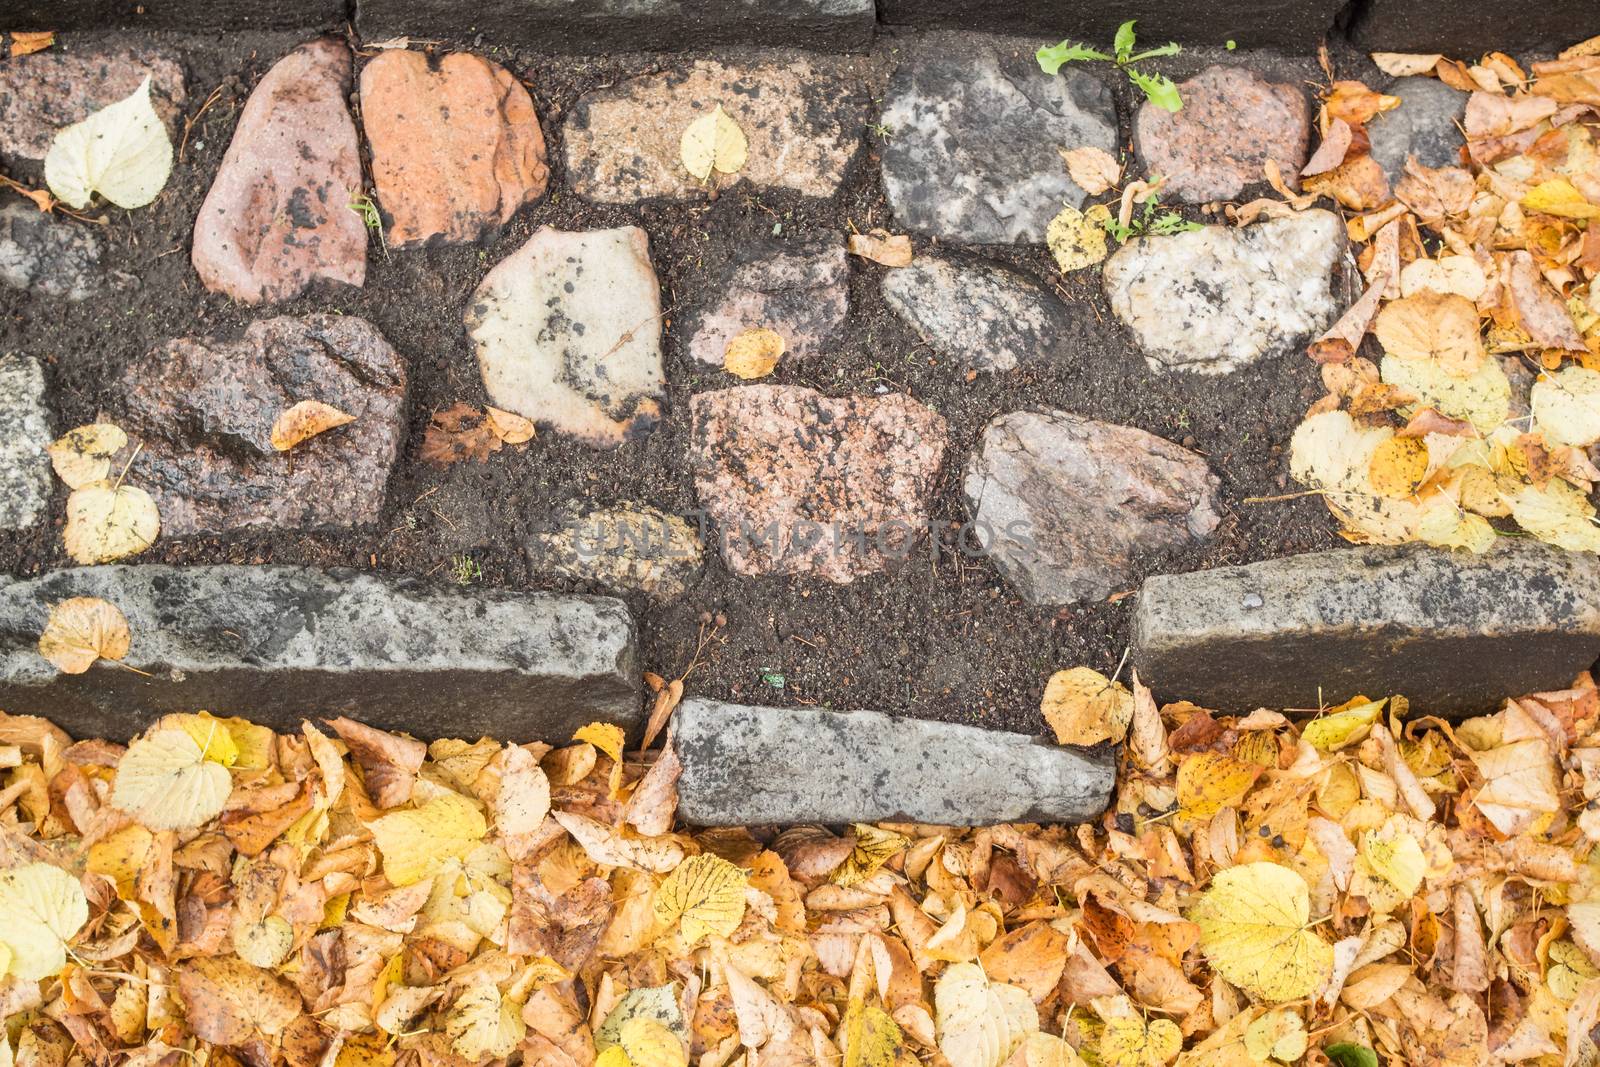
[191,37,366,304]
[879,44,1118,244]
[1367,76,1469,184]
[689,384,948,583]
[116,315,407,536]
[881,254,1073,373]
[0,355,50,533]
[681,237,848,369]
[359,49,549,248]
[1103,209,1344,375]
[564,58,869,203]
[465,225,665,448]
[964,410,1221,607]
[674,698,1115,825]
[0,203,101,301]
[529,501,705,600]
[1134,65,1311,203]
[0,45,186,160]
[0,565,640,742]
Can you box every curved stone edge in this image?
[1131,543,1600,718]
[0,565,640,743]
[673,698,1114,826]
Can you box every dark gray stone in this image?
[875,0,1346,51]
[1348,0,1587,57]
[0,205,101,301]
[8,0,342,31]
[682,237,848,369]
[673,698,1114,825]
[0,566,641,742]
[880,44,1117,244]
[881,256,1072,374]
[1367,78,1469,185]
[357,0,874,54]
[1132,544,1600,718]
[0,355,51,533]
[964,410,1221,607]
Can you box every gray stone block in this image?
[0,355,51,533]
[9,0,344,31]
[673,698,1114,826]
[1132,544,1600,717]
[875,0,1346,51]
[0,566,640,742]
[356,0,875,54]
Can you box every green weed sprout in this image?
[1037,20,1183,112]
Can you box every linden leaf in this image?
[1176,752,1263,828]
[1046,204,1111,273]
[1373,293,1485,376]
[1060,146,1121,196]
[64,480,160,564]
[48,423,127,489]
[597,984,688,1052]
[38,596,130,675]
[176,956,302,1045]
[270,400,355,451]
[44,76,173,209]
[165,711,240,767]
[1508,479,1600,552]
[1522,177,1600,219]
[1360,826,1426,897]
[368,793,488,885]
[724,327,785,380]
[1100,1016,1180,1067]
[680,105,747,182]
[847,230,913,267]
[1531,366,1600,448]
[1041,667,1133,746]
[618,1017,688,1067]
[1008,1033,1087,1067]
[1380,353,1510,433]
[1243,1009,1308,1063]
[446,985,525,1061]
[1188,862,1334,1003]
[934,962,1039,1067]
[1302,698,1383,751]
[0,863,89,980]
[111,728,233,831]
[553,810,685,873]
[844,1000,904,1067]
[653,853,747,947]
[1367,435,1428,498]
[232,913,293,969]
[833,823,910,886]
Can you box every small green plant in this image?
[1099,195,1202,243]
[348,193,387,256]
[450,553,483,585]
[1037,20,1183,112]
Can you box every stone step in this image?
[672,698,1114,826]
[0,566,639,742]
[1132,544,1600,717]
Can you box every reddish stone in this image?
[689,385,947,583]
[359,50,549,247]
[115,315,407,536]
[1134,65,1310,203]
[0,47,185,160]
[191,39,366,304]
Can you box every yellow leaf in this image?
[680,105,747,182]
[597,984,688,1051]
[1100,1016,1180,1067]
[934,962,1039,1067]
[44,76,173,209]
[833,824,910,886]
[446,985,525,1061]
[1046,204,1110,273]
[269,400,356,451]
[0,862,89,980]
[1040,667,1133,746]
[1508,479,1600,551]
[844,1000,903,1067]
[1009,1033,1086,1067]
[1301,698,1383,751]
[575,721,625,762]
[724,327,785,380]
[368,793,488,885]
[37,596,130,675]
[166,711,239,767]
[1188,862,1334,1003]
[1368,436,1428,498]
[619,1017,688,1067]
[1522,178,1600,219]
[64,480,160,564]
[1360,825,1426,897]
[1176,752,1262,827]
[87,824,153,894]
[232,913,293,969]
[653,853,747,946]
[1531,365,1600,447]
[1242,1009,1307,1063]
[596,1049,633,1067]
[10,31,55,57]
[1374,293,1485,376]
[111,728,233,831]
[1380,352,1510,433]
[48,423,127,489]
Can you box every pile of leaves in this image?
[6,663,1600,1067]
[1287,36,1600,551]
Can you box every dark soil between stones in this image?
[0,29,1386,734]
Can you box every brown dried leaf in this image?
[847,230,912,267]
[326,716,426,809]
